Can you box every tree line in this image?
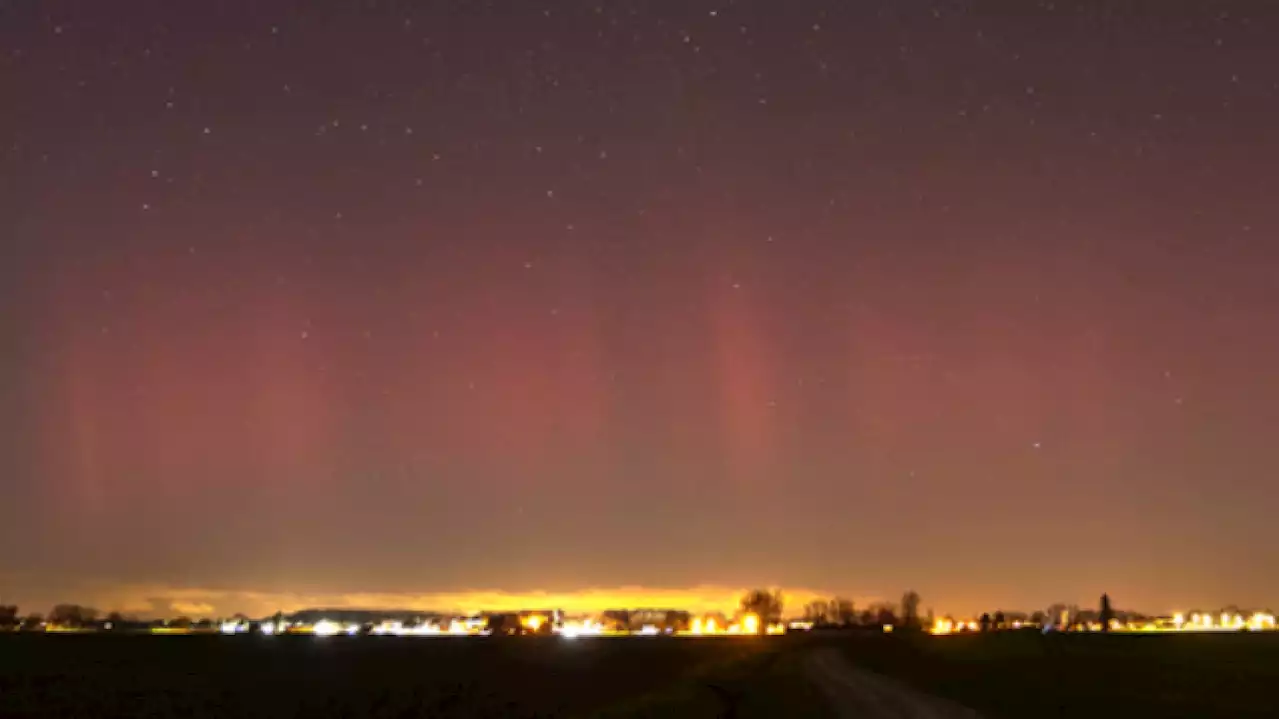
[1,591,1143,635]
[2,603,109,630]
[742,588,927,631]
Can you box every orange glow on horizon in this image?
[72,582,845,620]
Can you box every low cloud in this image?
[169,600,217,616]
[74,582,867,619]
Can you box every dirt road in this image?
[805,648,982,719]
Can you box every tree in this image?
[663,610,690,633]
[602,609,632,632]
[105,611,126,629]
[21,613,44,631]
[993,611,1006,630]
[865,602,897,627]
[1099,593,1115,632]
[978,612,992,632]
[739,589,784,633]
[1004,610,1029,625]
[803,600,830,625]
[1045,603,1069,628]
[49,604,98,627]
[1029,610,1046,626]
[832,598,856,626]
[900,590,921,628]
[0,605,18,629]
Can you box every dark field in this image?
[0,633,794,719]
[2,631,1276,718]
[837,630,1279,719]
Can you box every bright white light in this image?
[313,619,341,637]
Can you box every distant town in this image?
[3,589,1274,638]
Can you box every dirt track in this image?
[805,648,982,719]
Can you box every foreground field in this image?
[835,630,1278,719]
[2,631,1274,718]
[0,633,802,718]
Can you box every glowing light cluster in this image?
[367,618,489,637]
[682,614,784,636]
[310,619,359,637]
[554,618,606,638]
[930,611,1277,635]
[931,618,982,634]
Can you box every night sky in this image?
[1,1,1274,619]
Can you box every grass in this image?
[0,633,820,719]
[833,629,1278,719]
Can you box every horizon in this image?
[3,576,1272,622]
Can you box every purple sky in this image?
[0,1,1274,618]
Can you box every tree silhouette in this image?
[663,610,690,633]
[49,604,98,627]
[803,600,830,624]
[993,611,1006,630]
[978,612,992,632]
[1029,610,1046,626]
[0,605,18,629]
[1045,603,1069,628]
[1099,593,1115,631]
[739,589,784,633]
[900,590,921,628]
[831,598,856,626]
[865,602,897,627]
[603,609,632,633]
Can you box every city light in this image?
[928,610,1277,635]
[17,605,1274,640]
